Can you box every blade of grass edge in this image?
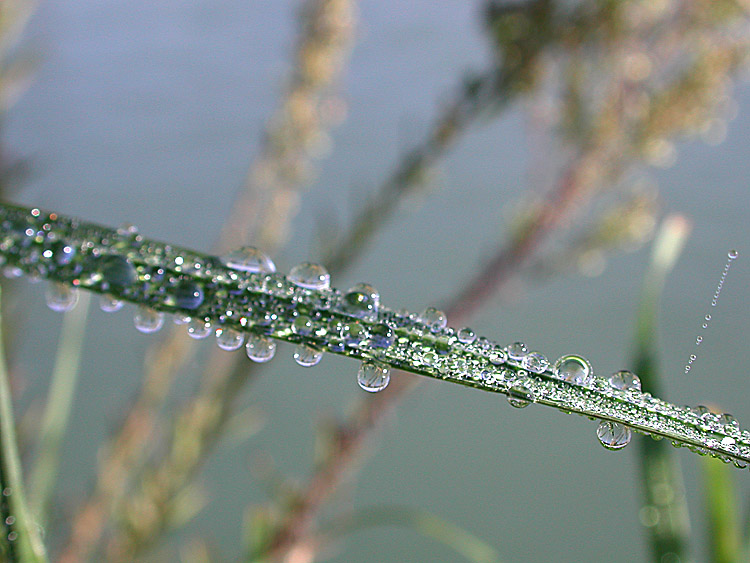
[701,455,740,563]
[632,214,692,563]
[0,286,48,561]
[29,291,91,527]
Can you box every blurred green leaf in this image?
[701,455,740,563]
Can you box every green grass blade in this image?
[318,505,502,563]
[29,290,91,527]
[0,286,49,562]
[702,455,740,563]
[632,215,692,563]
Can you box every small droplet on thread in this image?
[696,336,703,345]
[245,334,277,363]
[689,354,697,362]
[728,249,739,260]
[293,344,323,367]
[46,282,79,312]
[705,314,712,322]
[215,327,244,351]
[133,307,164,333]
[596,421,632,450]
[357,361,391,392]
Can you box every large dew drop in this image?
[553,354,592,385]
[216,327,244,351]
[596,421,632,450]
[170,280,204,310]
[133,307,164,333]
[340,283,380,322]
[522,351,548,374]
[368,323,395,348]
[357,361,391,392]
[293,344,323,367]
[419,307,447,332]
[220,246,276,274]
[507,382,534,408]
[187,319,211,339]
[98,255,137,288]
[46,282,79,312]
[506,342,528,361]
[245,334,277,362]
[288,262,330,290]
[456,327,476,344]
[608,370,641,391]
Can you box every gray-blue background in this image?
[6,1,750,561]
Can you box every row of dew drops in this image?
[33,236,648,452]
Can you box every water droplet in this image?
[728,249,739,260]
[368,323,395,348]
[220,246,276,273]
[489,350,507,365]
[696,336,703,345]
[5,516,15,526]
[292,315,314,336]
[357,361,391,392]
[596,421,632,450]
[608,370,641,391]
[169,279,204,310]
[506,342,528,361]
[522,351,549,374]
[705,314,712,322]
[702,323,708,329]
[99,294,124,312]
[719,413,738,427]
[689,354,696,362]
[98,255,137,288]
[245,334,277,362]
[117,223,139,236]
[288,262,330,290]
[684,365,691,372]
[711,299,717,306]
[46,282,79,312]
[343,322,366,346]
[419,307,447,332]
[293,344,323,367]
[8,531,18,542]
[2,487,11,496]
[187,319,211,339]
[457,327,476,344]
[215,327,244,351]
[51,241,76,265]
[553,354,593,385]
[507,382,534,408]
[133,307,164,333]
[339,283,379,322]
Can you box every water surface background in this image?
[5,1,750,561]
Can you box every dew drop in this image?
[220,246,276,274]
[608,370,641,391]
[357,361,391,392]
[99,294,124,313]
[293,344,323,367]
[133,307,164,333]
[456,327,476,344]
[684,365,691,372]
[711,299,717,306]
[215,327,244,351]
[596,421,632,450]
[187,319,211,339]
[339,283,380,322]
[689,354,696,362]
[117,223,139,236]
[522,351,549,374]
[288,262,330,290]
[291,315,314,336]
[98,255,137,288]
[507,382,534,408]
[696,336,703,345]
[488,349,507,365]
[46,282,79,312]
[419,307,447,332]
[51,241,76,265]
[342,322,366,347]
[368,323,395,348]
[702,323,708,329]
[705,314,712,322]
[169,279,204,310]
[8,531,18,542]
[245,333,277,362]
[506,342,528,361]
[553,354,593,385]
[728,249,739,260]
